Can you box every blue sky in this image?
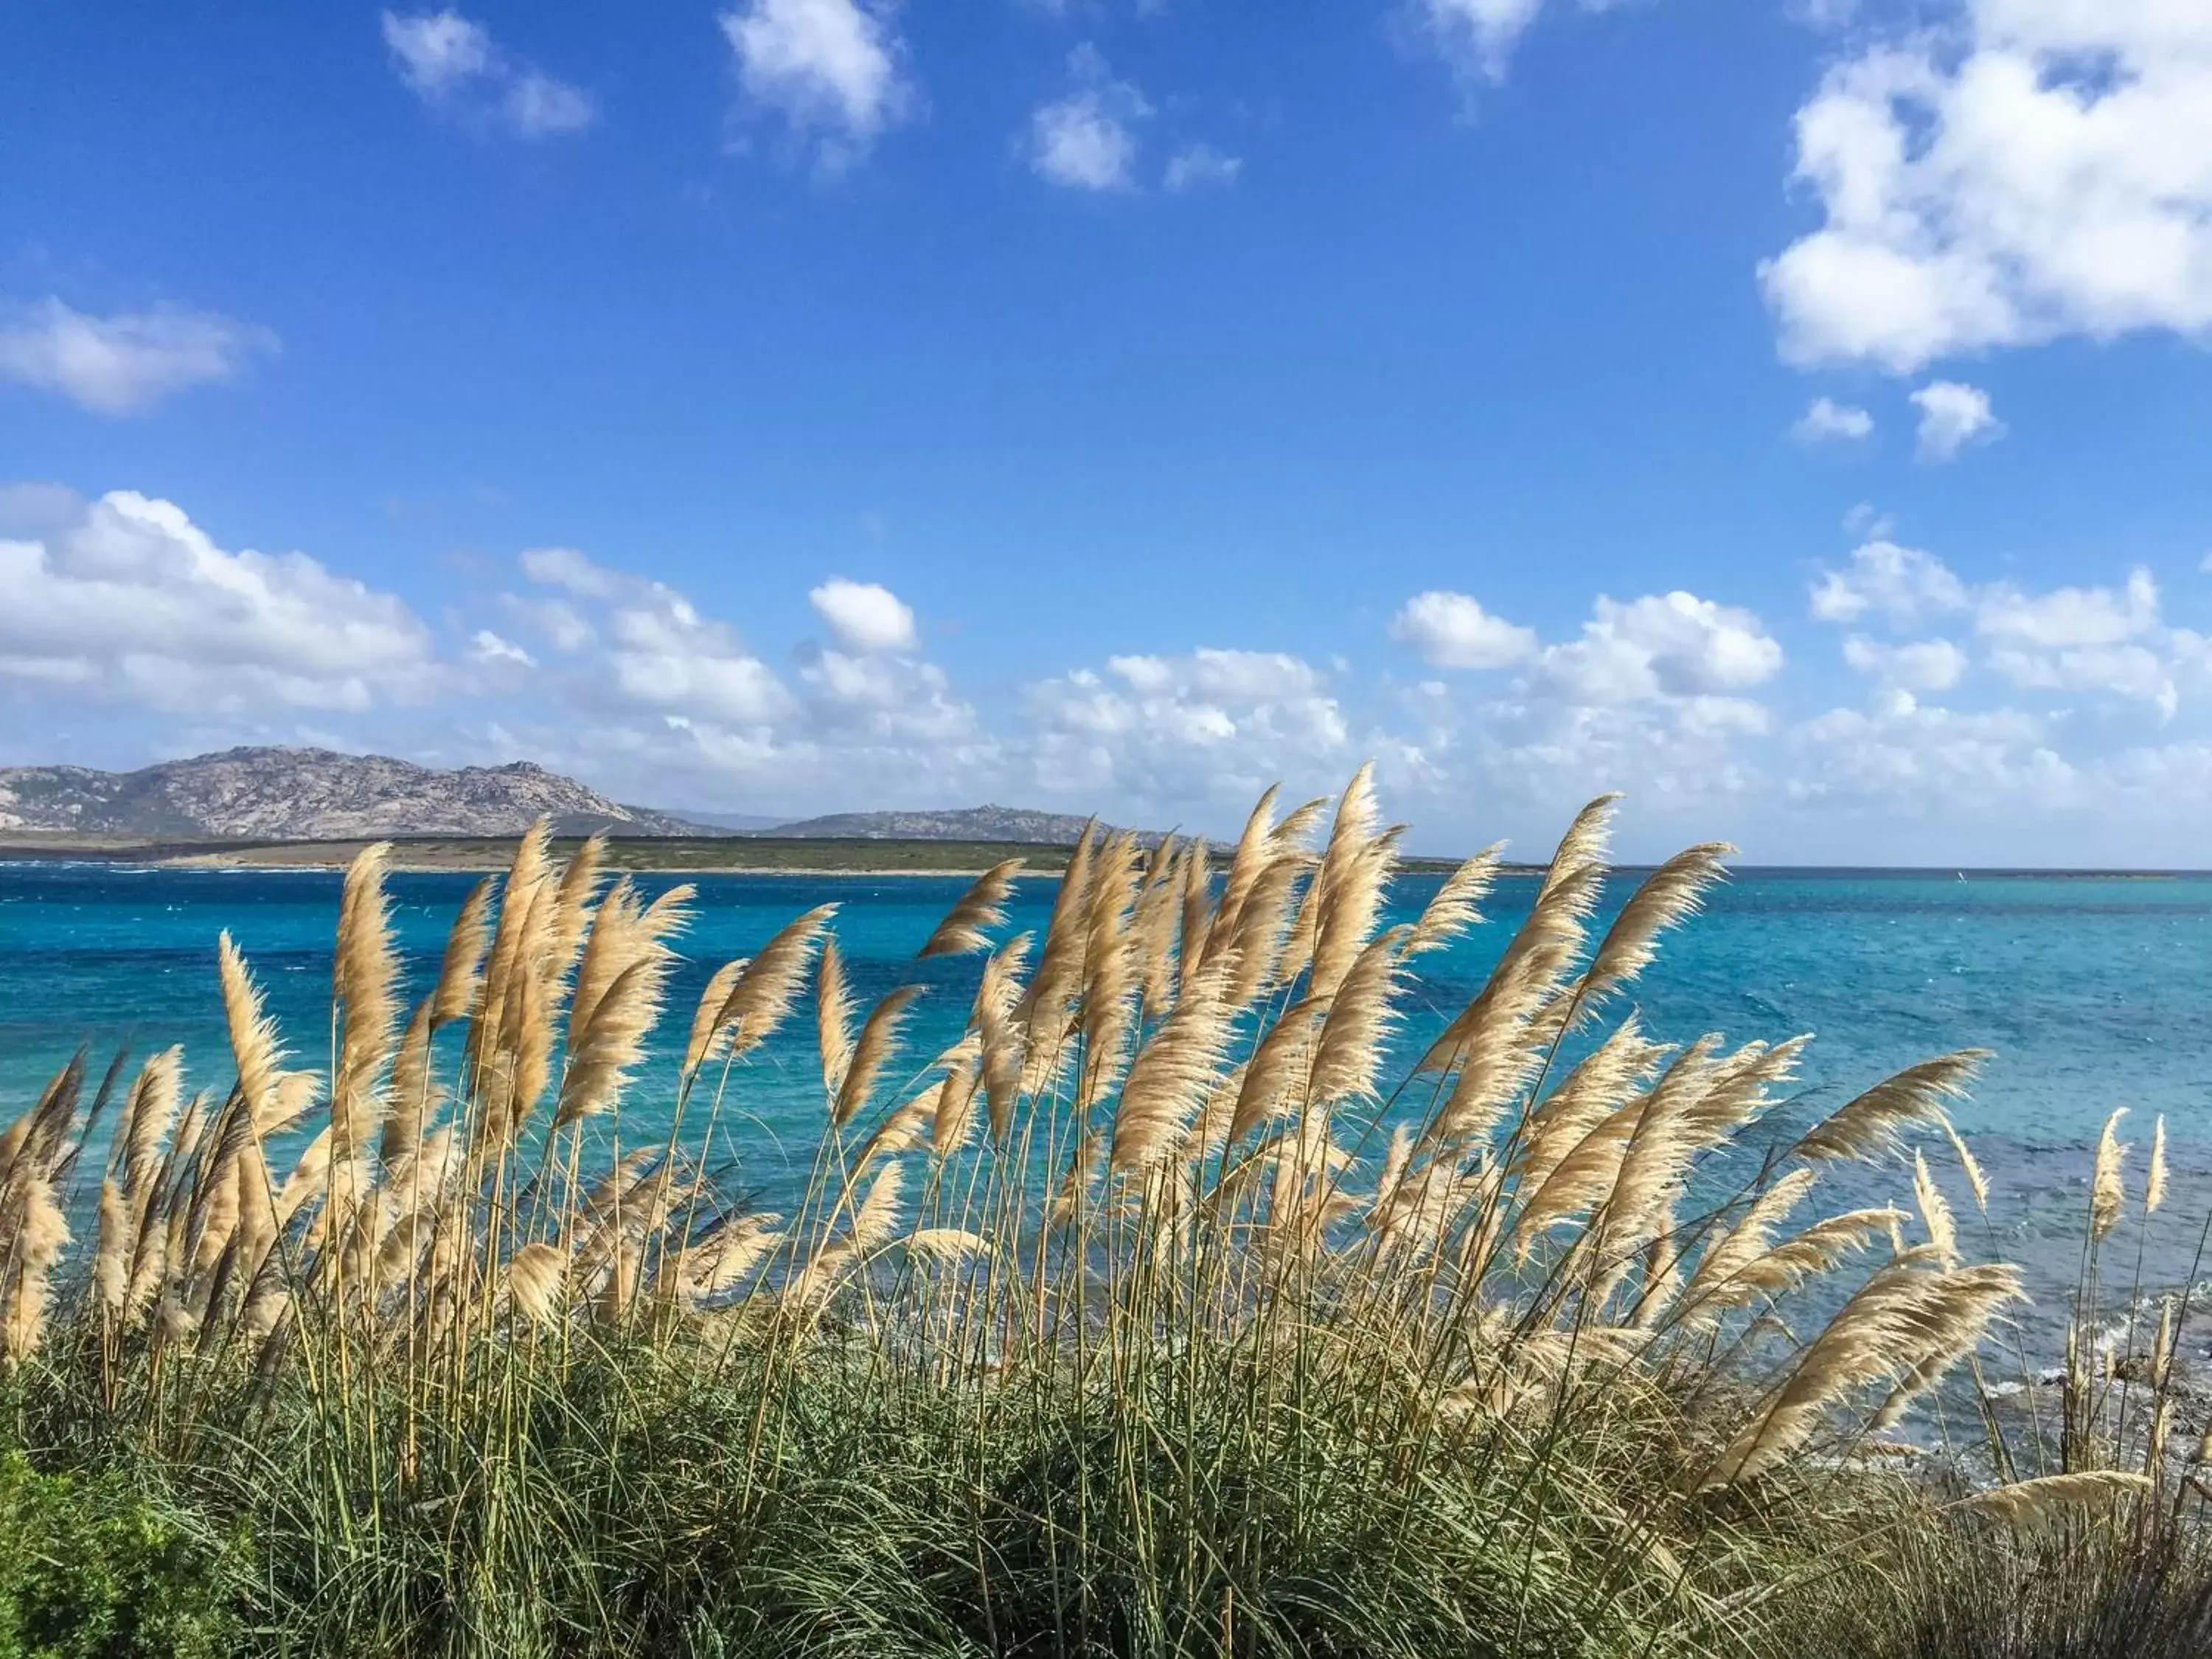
[2,1,2209,863]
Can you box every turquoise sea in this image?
[4,860,2209,1324]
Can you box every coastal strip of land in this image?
[0,831,1473,877]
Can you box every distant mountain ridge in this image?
[0,747,721,840]
[758,804,1147,844]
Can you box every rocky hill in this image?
[0,748,720,840]
[760,804,1147,844]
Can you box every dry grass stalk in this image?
[1913,1150,1959,1265]
[714,905,838,1060]
[682,957,749,1079]
[431,874,496,1026]
[1942,1119,1989,1214]
[2090,1107,2129,1241]
[332,843,401,1158]
[919,859,1023,959]
[1581,842,1731,1009]
[1109,972,1236,1180]
[834,986,925,1130]
[1405,844,1503,958]
[1795,1050,1989,1164]
[815,936,858,1102]
[1959,1470,2152,1524]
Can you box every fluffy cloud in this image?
[1761,4,2212,371]
[1910,380,2001,461]
[1416,0,1548,86]
[721,0,912,170]
[1812,542,2205,718]
[1533,591,1783,705]
[1792,396,1874,442]
[381,9,493,94]
[1840,634,1968,692]
[1029,648,1349,806]
[1809,540,1971,630]
[0,298,274,417]
[1382,589,1786,824]
[493,552,981,804]
[1978,568,2193,715]
[381,10,596,138]
[809,577,916,653]
[1028,46,1148,192]
[0,490,433,712]
[1391,591,1538,669]
[513,547,793,726]
[1164,145,1242,192]
[1976,568,2160,652]
[1792,692,2076,810]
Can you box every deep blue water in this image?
[4,860,2209,1315]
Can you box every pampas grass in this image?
[0,773,2193,1658]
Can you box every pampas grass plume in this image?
[2090,1107,2129,1241]
[919,859,1023,958]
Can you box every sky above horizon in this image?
[2,1,2210,864]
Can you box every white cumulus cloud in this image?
[0,298,275,417]
[809,577,917,653]
[0,490,434,712]
[1761,4,2212,371]
[1792,396,1874,442]
[1028,647,1349,808]
[381,10,596,138]
[512,547,793,726]
[1028,45,1149,192]
[1809,540,1972,630]
[1841,634,1968,692]
[1534,591,1784,705]
[1814,542,2205,718]
[1911,380,2002,462]
[1391,590,1538,669]
[721,0,913,171]
[1416,0,1549,86]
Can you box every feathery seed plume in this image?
[919,859,1024,958]
[547,833,609,980]
[1942,1120,1990,1214]
[714,905,838,1059]
[1405,844,1503,957]
[1308,928,1408,1106]
[1913,1150,1958,1265]
[815,936,858,1102]
[834,986,925,1130]
[218,933,286,1135]
[381,999,439,1168]
[1582,844,1731,1009]
[1109,971,1236,1179]
[331,842,400,1158]
[431,875,495,1026]
[1961,1471,2152,1525]
[1795,1051,1989,1164]
[2091,1107,2129,1241]
[682,958,749,1077]
[505,1241,568,1328]
[1225,998,1327,1147]
[116,1047,183,1199]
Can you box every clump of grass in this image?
[0,768,2153,1655]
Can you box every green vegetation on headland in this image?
[0,830,1475,877]
[0,773,2205,1657]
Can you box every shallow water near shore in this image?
[4,858,2209,1349]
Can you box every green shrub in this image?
[0,1450,241,1659]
